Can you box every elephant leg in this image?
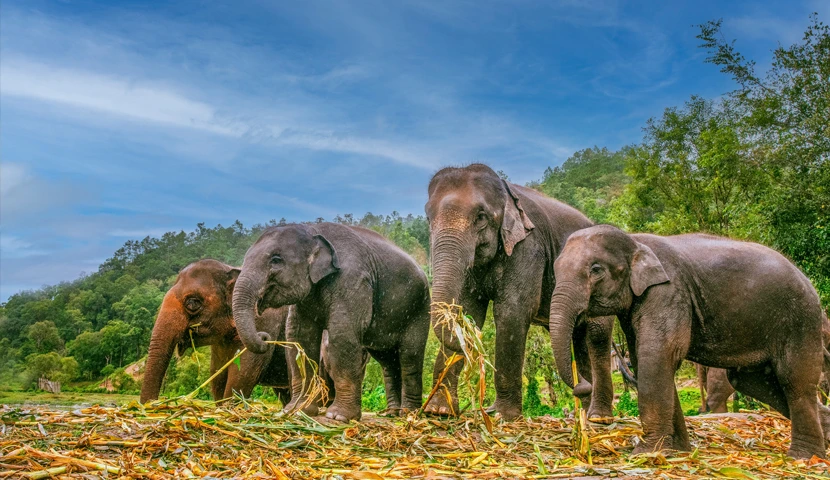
[399,304,428,413]
[632,320,689,454]
[727,364,824,458]
[324,297,373,422]
[424,295,488,416]
[371,349,403,414]
[706,368,733,414]
[491,300,533,421]
[225,349,273,399]
[696,364,708,413]
[774,351,825,459]
[209,344,235,401]
[586,316,615,423]
[572,323,594,411]
[284,308,324,416]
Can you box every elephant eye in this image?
[270,254,283,264]
[185,297,202,313]
[476,212,488,224]
[590,263,604,275]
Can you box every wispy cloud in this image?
[1,59,243,136]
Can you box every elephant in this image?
[549,224,828,459]
[140,259,293,404]
[423,163,615,422]
[232,223,431,422]
[696,364,734,414]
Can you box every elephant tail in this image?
[613,342,638,390]
[823,347,830,376]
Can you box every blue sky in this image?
[1,0,825,300]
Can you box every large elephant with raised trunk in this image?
[549,225,829,459]
[140,259,293,403]
[423,164,616,422]
[232,223,430,422]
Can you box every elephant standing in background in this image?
[423,164,615,422]
[696,364,734,414]
[232,223,430,422]
[140,259,292,403]
[549,225,828,458]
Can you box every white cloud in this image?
[0,163,29,197]
[0,59,244,136]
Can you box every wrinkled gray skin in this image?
[424,164,615,421]
[696,364,734,414]
[550,225,829,459]
[233,223,430,422]
[140,260,292,404]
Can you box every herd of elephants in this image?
[138,164,830,459]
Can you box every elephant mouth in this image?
[174,327,209,358]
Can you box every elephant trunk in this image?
[140,296,187,403]
[549,281,589,389]
[430,231,474,352]
[232,270,270,354]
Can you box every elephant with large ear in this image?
[140,259,293,404]
[695,364,734,414]
[550,225,828,459]
[232,223,430,422]
[423,164,616,422]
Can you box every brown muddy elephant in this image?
[232,223,430,422]
[696,364,734,414]
[423,164,615,422]
[140,259,295,403]
[549,225,829,459]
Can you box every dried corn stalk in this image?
[428,302,496,433]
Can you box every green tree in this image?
[26,320,64,354]
[698,15,830,303]
[611,97,767,238]
[531,146,628,223]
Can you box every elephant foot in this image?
[788,442,826,460]
[492,398,523,422]
[587,402,614,424]
[484,403,497,415]
[379,407,401,417]
[631,436,676,456]
[819,404,830,444]
[424,393,458,417]
[325,402,361,422]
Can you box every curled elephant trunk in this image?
[232,270,271,354]
[430,232,474,352]
[140,296,188,403]
[549,282,589,390]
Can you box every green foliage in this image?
[162,349,211,399]
[361,385,387,412]
[678,388,703,416]
[23,352,79,387]
[614,391,639,417]
[530,146,628,224]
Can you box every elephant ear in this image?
[500,180,535,256]
[630,242,670,296]
[309,234,340,284]
[225,267,241,302]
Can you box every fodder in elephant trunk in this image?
[420,302,501,440]
[150,341,328,413]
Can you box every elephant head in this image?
[140,259,240,403]
[232,225,339,354]
[549,225,669,388]
[425,164,534,349]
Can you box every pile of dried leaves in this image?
[2,401,830,479]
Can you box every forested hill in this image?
[1,17,828,391]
